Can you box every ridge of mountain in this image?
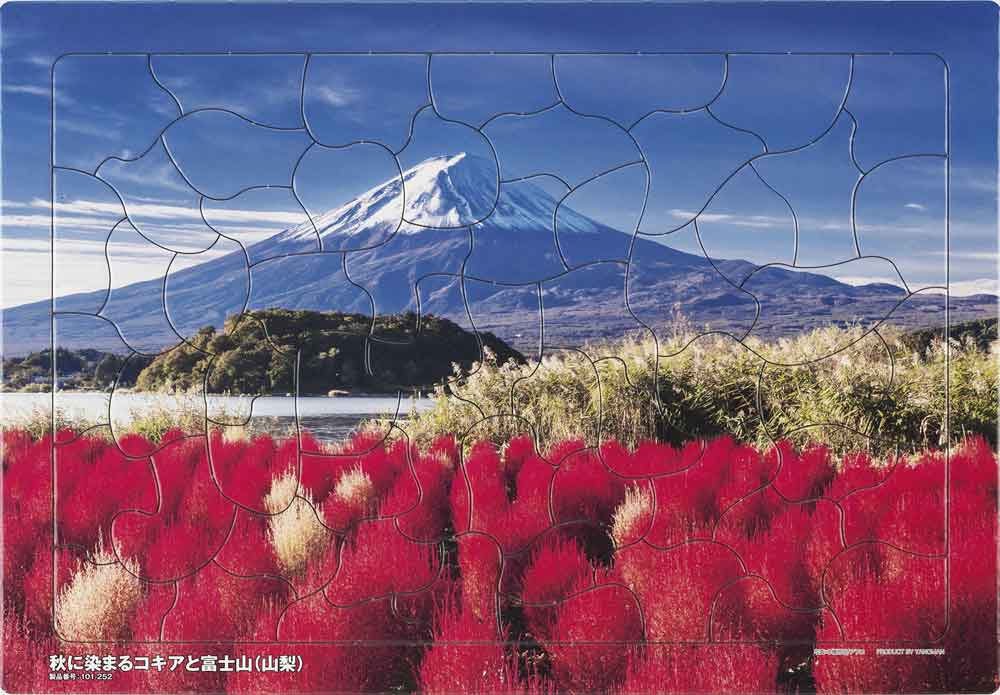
[3,153,995,356]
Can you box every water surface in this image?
[1,391,433,444]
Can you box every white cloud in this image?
[31,197,306,225]
[941,278,999,297]
[313,84,360,108]
[904,202,927,211]
[829,272,997,297]
[921,250,997,262]
[1,236,231,307]
[952,166,996,194]
[4,84,51,98]
[829,274,905,288]
[3,212,116,231]
[3,198,307,239]
[667,209,786,229]
[25,55,55,69]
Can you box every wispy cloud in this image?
[944,278,999,296]
[3,197,307,240]
[313,84,360,108]
[952,166,996,194]
[828,273,998,297]
[829,274,904,288]
[4,84,51,98]
[668,209,787,229]
[4,81,81,109]
[32,197,306,225]
[666,207,946,236]
[97,153,196,193]
[2,236,232,306]
[904,202,926,211]
[21,54,56,69]
[920,249,997,261]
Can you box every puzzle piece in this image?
[51,169,125,313]
[52,55,178,171]
[160,110,311,199]
[201,186,318,264]
[483,103,641,186]
[686,165,798,279]
[292,142,403,252]
[3,44,992,695]
[846,54,947,171]
[555,162,647,267]
[97,140,220,253]
[853,155,947,289]
[751,114,862,266]
[302,55,428,151]
[464,178,570,284]
[554,53,726,127]
[397,117,500,228]
[150,55,306,129]
[636,112,763,234]
[710,54,850,152]
[429,54,558,128]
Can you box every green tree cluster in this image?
[134,309,523,395]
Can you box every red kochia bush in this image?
[3,433,51,611]
[620,646,781,694]
[380,439,455,543]
[520,536,592,642]
[417,586,530,695]
[3,429,996,695]
[768,441,837,502]
[56,435,158,549]
[333,517,442,596]
[112,435,235,581]
[615,540,743,642]
[2,613,56,694]
[544,578,644,693]
[452,441,509,534]
[642,437,765,547]
[815,437,999,693]
[550,443,626,528]
[208,430,280,510]
[230,594,408,695]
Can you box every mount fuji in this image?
[3,153,995,356]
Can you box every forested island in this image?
[134,310,523,395]
[3,310,523,395]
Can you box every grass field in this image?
[405,325,998,456]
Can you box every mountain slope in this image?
[3,153,995,356]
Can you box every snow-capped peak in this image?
[281,151,602,244]
[399,152,498,228]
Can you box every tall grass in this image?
[405,326,997,455]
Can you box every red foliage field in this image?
[2,427,996,694]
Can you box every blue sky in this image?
[2,2,997,308]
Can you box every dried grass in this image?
[264,473,331,576]
[54,542,143,641]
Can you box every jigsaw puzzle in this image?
[2,3,998,694]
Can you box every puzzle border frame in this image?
[48,49,956,646]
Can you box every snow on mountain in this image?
[3,150,995,356]
[281,152,598,244]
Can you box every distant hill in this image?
[2,348,150,392]
[133,309,524,395]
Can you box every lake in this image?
[0,391,435,444]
